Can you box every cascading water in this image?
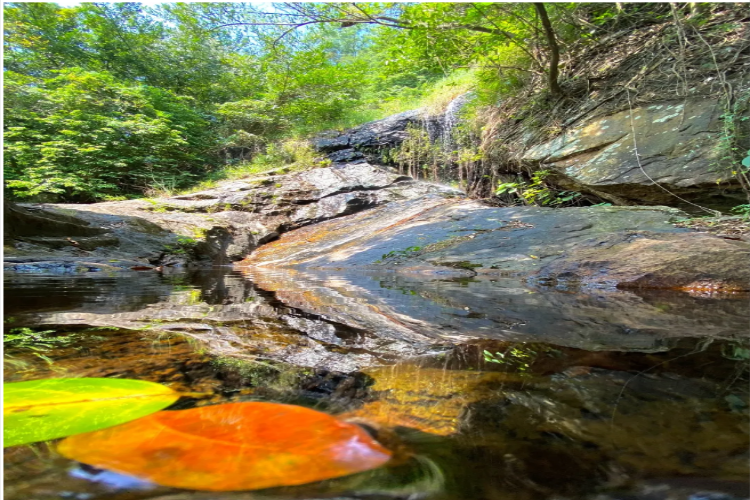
[440,92,472,153]
[420,92,473,153]
[412,92,474,185]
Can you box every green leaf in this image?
[3,378,180,447]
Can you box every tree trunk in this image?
[534,3,562,96]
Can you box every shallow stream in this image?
[4,269,749,500]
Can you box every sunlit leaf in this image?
[58,402,392,491]
[4,378,180,447]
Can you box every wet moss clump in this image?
[211,356,313,393]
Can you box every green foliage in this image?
[163,235,199,256]
[496,170,582,207]
[0,1,618,200]
[483,344,562,374]
[712,92,750,199]
[4,69,213,201]
[390,126,447,180]
[731,204,750,219]
[249,139,324,171]
[378,246,422,263]
[4,327,82,367]
[742,151,750,169]
[483,346,537,374]
[722,341,750,361]
[4,327,60,351]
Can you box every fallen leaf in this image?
[4,378,179,447]
[58,402,392,491]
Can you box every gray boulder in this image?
[312,110,425,159]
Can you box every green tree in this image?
[4,69,214,201]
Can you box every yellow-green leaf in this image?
[4,378,180,447]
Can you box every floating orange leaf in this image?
[57,402,392,491]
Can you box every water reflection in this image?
[3,269,749,500]
[243,268,750,351]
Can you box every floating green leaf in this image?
[4,378,180,447]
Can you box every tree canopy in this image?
[4,2,676,201]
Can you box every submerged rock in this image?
[9,269,438,374]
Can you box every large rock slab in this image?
[239,197,750,291]
[523,98,749,210]
[536,231,750,291]
[5,164,462,268]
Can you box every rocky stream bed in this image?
[4,138,750,500]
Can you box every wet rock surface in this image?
[6,270,438,374]
[536,230,750,291]
[4,164,462,269]
[240,198,750,291]
[241,268,749,351]
[311,96,471,166]
[522,98,749,210]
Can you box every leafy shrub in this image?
[248,139,328,172]
[4,69,215,201]
[496,170,581,207]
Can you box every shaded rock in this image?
[312,95,473,166]
[5,164,462,269]
[4,203,106,240]
[312,110,424,156]
[326,148,366,164]
[523,98,749,210]
[457,366,749,483]
[5,259,131,274]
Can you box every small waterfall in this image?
[402,92,474,183]
[441,92,472,153]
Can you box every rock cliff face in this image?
[523,98,749,210]
[312,96,748,211]
[4,163,462,270]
